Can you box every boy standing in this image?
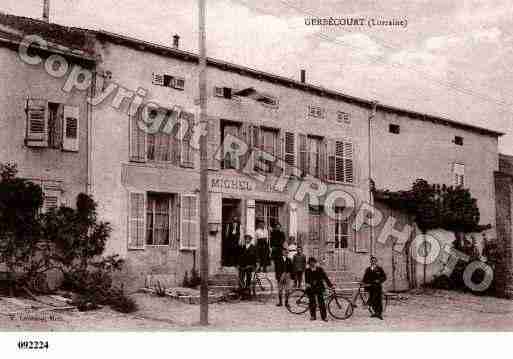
[292,247,306,288]
[305,257,333,321]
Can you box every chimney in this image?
[42,0,50,23]
[300,69,306,83]
[173,34,180,49]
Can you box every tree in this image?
[0,163,44,295]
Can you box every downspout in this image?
[86,68,96,195]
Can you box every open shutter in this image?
[335,141,344,182]
[343,141,354,184]
[180,193,199,250]
[284,131,296,175]
[25,98,48,147]
[129,107,147,162]
[208,117,220,170]
[298,133,308,176]
[180,112,195,168]
[246,199,255,239]
[62,105,79,152]
[252,125,262,172]
[128,190,146,250]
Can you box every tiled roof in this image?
[0,11,505,137]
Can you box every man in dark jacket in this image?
[270,222,286,272]
[305,257,333,321]
[238,234,257,295]
[362,256,387,320]
[275,247,293,307]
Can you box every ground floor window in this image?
[309,205,323,242]
[146,193,178,246]
[334,207,350,249]
[255,201,280,229]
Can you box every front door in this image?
[221,198,241,267]
[325,207,350,271]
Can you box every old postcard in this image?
[0,0,512,357]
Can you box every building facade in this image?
[0,12,503,292]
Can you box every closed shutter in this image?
[284,132,296,175]
[180,112,195,168]
[128,190,146,250]
[343,141,354,184]
[252,125,262,172]
[129,108,147,162]
[335,141,345,182]
[208,118,220,170]
[62,105,79,152]
[26,98,48,147]
[298,133,308,176]
[180,194,199,250]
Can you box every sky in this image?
[1,0,512,155]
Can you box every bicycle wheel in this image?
[252,277,273,303]
[286,289,309,314]
[328,294,353,320]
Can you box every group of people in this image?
[232,218,388,322]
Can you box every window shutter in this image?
[62,105,79,152]
[26,98,48,147]
[180,193,199,250]
[240,123,252,171]
[128,190,146,250]
[327,140,335,182]
[180,111,195,168]
[343,141,354,184]
[208,118,220,170]
[251,125,261,171]
[335,141,345,182]
[319,138,327,180]
[284,131,296,175]
[129,107,147,162]
[298,134,308,176]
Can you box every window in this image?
[327,140,354,184]
[454,136,464,146]
[257,94,279,108]
[333,207,350,249]
[255,202,280,230]
[129,106,195,168]
[453,163,465,187]
[255,128,278,173]
[25,99,79,151]
[309,205,323,242]
[389,124,400,134]
[128,191,189,250]
[146,193,178,246]
[308,136,322,177]
[152,72,185,90]
[284,132,296,175]
[214,86,234,99]
[308,105,325,119]
[337,111,350,124]
[221,121,241,169]
[42,182,61,212]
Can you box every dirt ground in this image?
[1,289,512,331]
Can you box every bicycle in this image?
[221,268,273,304]
[286,287,353,320]
[349,282,388,315]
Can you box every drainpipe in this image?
[86,69,96,195]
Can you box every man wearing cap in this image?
[238,234,257,297]
[362,256,387,320]
[305,257,333,321]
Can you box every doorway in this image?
[221,198,242,267]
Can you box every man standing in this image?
[305,257,333,322]
[362,256,387,320]
[270,222,286,271]
[255,221,270,272]
[223,216,241,267]
[238,234,257,298]
[292,246,307,288]
[275,247,293,307]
